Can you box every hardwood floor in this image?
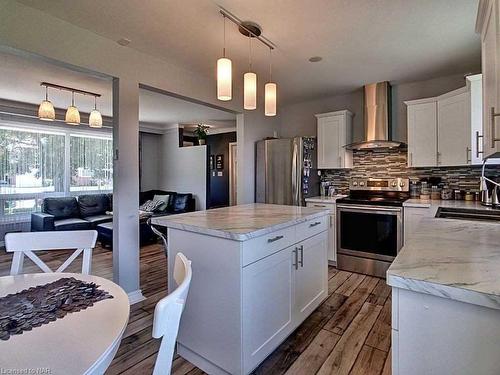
[0,242,392,375]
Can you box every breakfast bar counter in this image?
[152,203,329,375]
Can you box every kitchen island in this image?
[151,203,329,375]
[387,215,500,375]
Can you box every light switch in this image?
[217,171,223,176]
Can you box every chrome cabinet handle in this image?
[330,215,333,227]
[292,248,298,270]
[338,156,342,167]
[409,152,413,166]
[476,131,484,158]
[437,151,441,165]
[466,147,471,164]
[299,245,304,268]
[491,107,500,148]
[314,204,326,207]
[267,235,284,243]
[309,221,321,228]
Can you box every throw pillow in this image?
[153,194,170,211]
[139,199,164,212]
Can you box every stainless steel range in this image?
[336,178,409,278]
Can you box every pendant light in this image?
[89,96,103,128]
[265,48,277,116]
[38,85,55,121]
[217,15,232,101]
[65,91,80,125]
[244,35,257,110]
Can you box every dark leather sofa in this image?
[31,190,196,232]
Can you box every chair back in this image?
[5,230,98,276]
[147,218,168,257]
[152,252,192,375]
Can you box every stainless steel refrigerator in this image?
[256,137,319,206]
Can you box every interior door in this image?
[242,246,295,373]
[294,232,328,323]
[407,102,438,167]
[438,91,471,166]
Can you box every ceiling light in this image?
[89,96,103,128]
[217,15,232,101]
[244,36,257,110]
[65,91,80,125]
[38,85,55,121]
[265,48,277,116]
[309,56,323,63]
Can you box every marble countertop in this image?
[151,203,329,241]
[403,198,500,211]
[305,195,347,204]
[387,217,500,310]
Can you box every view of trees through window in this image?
[0,125,112,217]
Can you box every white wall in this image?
[279,73,468,142]
[159,127,207,210]
[140,132,161,191]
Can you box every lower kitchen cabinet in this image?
[242,231,328,373]
[306,202,337,264]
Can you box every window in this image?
[70,134,113,192]
[0,124,113,222]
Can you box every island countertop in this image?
[151,203,329,241]
[387,216,500,310]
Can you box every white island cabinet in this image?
[151,203,329,375]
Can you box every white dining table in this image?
[0,273,130,375]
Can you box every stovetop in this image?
[337,178,410,207]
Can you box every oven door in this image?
[337,204,402,262]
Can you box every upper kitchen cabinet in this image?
[315,110,353,169]
[476,0,500,158]
[406,98,438,167]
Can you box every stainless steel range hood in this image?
[346,81,405,150]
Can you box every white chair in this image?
[152,252,193,375]
[5,230,98,276]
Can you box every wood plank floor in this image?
[0,242,392,375]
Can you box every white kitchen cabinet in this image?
[406,99,437,167]
[477,0,500,159]
[316,110,353,169]
[437,89,471,166]
[242,245,295,372]
[306,202,336,264]
[294,233,328,322]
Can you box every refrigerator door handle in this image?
[291,140,299,205]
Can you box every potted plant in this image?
[194,124,209,145]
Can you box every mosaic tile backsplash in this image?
[320,148,500,194]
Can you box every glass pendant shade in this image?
[265,82,277,116]
[217,57,232,101]
[65,105,80,125]
[89,109,103,128]
[244,72,257,110]
[38,100,55,121]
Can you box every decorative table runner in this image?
[0,277,113,341]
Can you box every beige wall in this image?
[279,73,468,142]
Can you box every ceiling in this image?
[17,0,481,105]
[0,49,235,127]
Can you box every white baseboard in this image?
[127,289,146,305]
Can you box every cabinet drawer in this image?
[296,215,328,241]
[242,225,296,267]
[306,202,336,212]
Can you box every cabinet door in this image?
[438,91,471,166]
[481,0,500,158]
[294,232,328,323]
[242,246,295,373]
[317,116,341,168]
[407,102,438,167]
[328,213,336,263]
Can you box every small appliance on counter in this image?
[335,177,409,278]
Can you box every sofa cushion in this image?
[54,218,92,231]
[78,194,111,218]
[170,193,193,213]
[140,199,164,212]
[153,194,170,211]
[43,197,80,220]
[84,214,113,227]
[140,190,176,205]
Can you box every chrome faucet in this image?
[481,157,500,206]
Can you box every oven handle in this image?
[337,204,402,213]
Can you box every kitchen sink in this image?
[436,207,500,222]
